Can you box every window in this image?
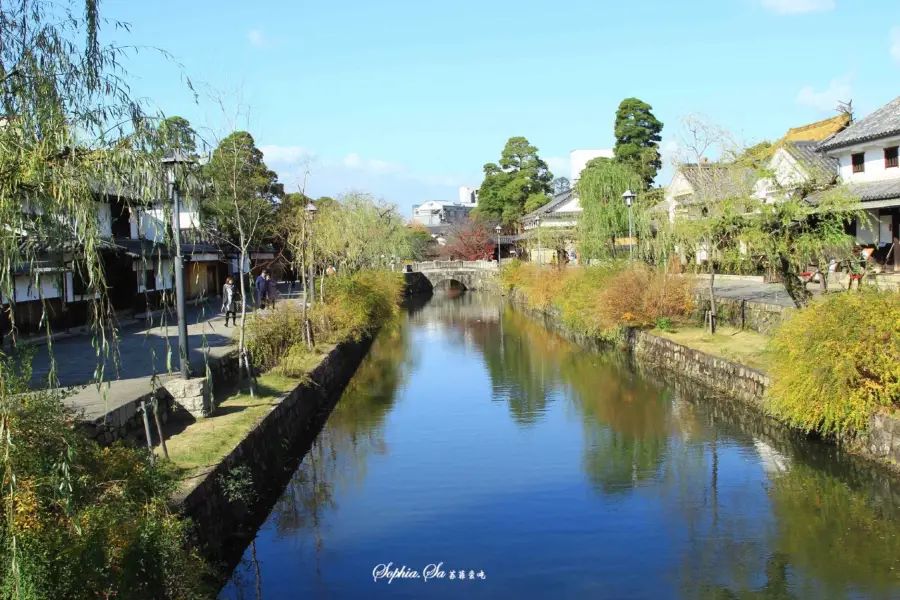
[144,269,156,291]
[72,264,88,296]
[852,153,866,174]
[885,147,899,169]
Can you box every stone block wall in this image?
[694,296,793,335]
[175,336,374,567]
[82,349,242,445]
[628,329,770,405]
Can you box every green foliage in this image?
[0,355,209,599]
[655,317,674,332]
[404,224,436,261]
[613,98,664,188]
[244,271,403,373]
[575,158,648,260]
[474,136,553,224]
[217,465,255,506]
[766,289,900,437]
[312,271,404,343]
[203,130,283,246]
[741,185,862,309]
[551,177,571,195]
[155,116,197,154]
[243,303,308,372]
[311,193,410,271]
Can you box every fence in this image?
[411,260,500,271]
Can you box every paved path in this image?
[30,284,301,421]
[701,280,800,308]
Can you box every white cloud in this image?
[761,0,835,14]
[260,145,314,164]
[796,75,852,112]
[891,26,900,64]
[342,152,403,175]
[248,28,264,46]
[544,156,569,179]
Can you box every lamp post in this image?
[161,150,195,380]
[495,224,502,265]
[305,202,317,306]
[623,189,636,263]
[535,216,542,265]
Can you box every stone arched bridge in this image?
[404,260,500,293]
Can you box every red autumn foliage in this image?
[439,219,496,261]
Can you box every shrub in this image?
[311,270,404,343]
[655,317,674,332]
[0,352,209,599]
[243,302,306,371]
[243,270,403,374]
[766,289,900,437]
[502,261,695,338]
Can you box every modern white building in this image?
[411,186,479,226]
[458,186,479,206]
[410,201,474,226]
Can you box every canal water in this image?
[219,292,900,600]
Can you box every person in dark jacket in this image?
[255,269,268,308]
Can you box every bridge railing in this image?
[411,260,500,272]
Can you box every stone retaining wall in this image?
[627,329,770,406]
[175,336,374,568]
[693,295,793,335]
[82,349,242,445]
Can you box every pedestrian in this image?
[221,276,237,326]
[266,272,279,309]
[288,268,297,295]
[255,269,268,309]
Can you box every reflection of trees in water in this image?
[767,463,900,595]
[269,324,411,547]
[472,301,900,598]
[471,307,574,426]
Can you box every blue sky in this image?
[106,0,900,216]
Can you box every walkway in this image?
[703,279,800,308]
[30,284,300,421]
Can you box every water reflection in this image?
[220,292,900,600]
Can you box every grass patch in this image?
[161,346,333,478]
[651,325,771,371]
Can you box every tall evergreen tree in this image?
[475,136,553,224]
[613,98,664,189]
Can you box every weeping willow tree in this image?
[741,183,864,309]
[0,2,209,597]
[575,157,651,261]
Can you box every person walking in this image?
[221,276,237,326]
[255,269,268,309]
[266,272,279,309]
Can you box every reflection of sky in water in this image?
[220,293,900,600]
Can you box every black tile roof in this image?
[520,189,575,222]
[782,141,839,185]
[806,179,900,205]
[819,97,900,151]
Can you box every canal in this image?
[219,292,900,599]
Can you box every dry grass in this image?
[161,346,333,478]
[652,325,771,372]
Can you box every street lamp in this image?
[495,224,502,265]
[535,216,542,265]
[161,150,195,380]
[305,202,317,305]
[623,189,636,262]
